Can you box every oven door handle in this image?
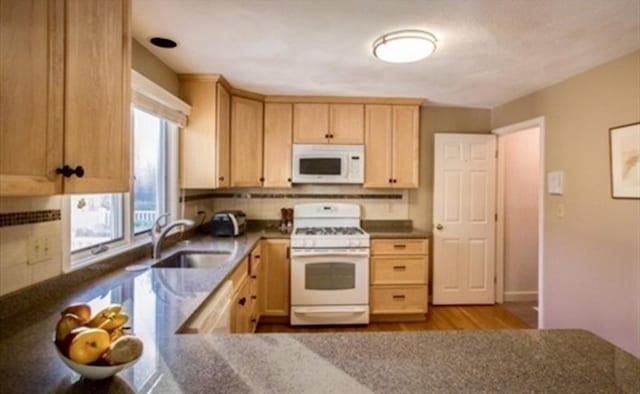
[290,251,370,258]
[293,307,368,315]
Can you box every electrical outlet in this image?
[27,235,52,265]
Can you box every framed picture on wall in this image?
[609,122,640,199]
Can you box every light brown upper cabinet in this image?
[230,96,264,187]
[293,103,364,144]
[365,105,420,188]
[263,103,293,188]
[179,76,230,189]
[0,0,131,196]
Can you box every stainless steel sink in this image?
[151,252,232,269]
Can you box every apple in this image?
[55,313,84,342]
[68,328,110,365]
[104,335,143,365]
[61,303,91,324]
[56,326,89,358]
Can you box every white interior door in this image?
[433,134,497,305]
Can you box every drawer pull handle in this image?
[393,265,407,271]
[251,275,257,279]
[393,244,407,249]
[251,295,257,300]
[392,295,406,300]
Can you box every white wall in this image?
[502,128,539,301]
[492,51,640,357]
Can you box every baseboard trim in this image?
[504,291,538,302]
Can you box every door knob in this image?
[436,224,444,230]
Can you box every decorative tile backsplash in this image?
[0,210,61,228]
[181,192,403,203]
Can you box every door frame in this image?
[492,116,545,327]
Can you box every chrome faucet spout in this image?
[151,217,195,259]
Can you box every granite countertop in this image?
[0,231,638,393]
[362,221,431,239]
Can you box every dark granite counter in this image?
[0,231,638,393]
[362,220,431,239]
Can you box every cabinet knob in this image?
[325,134,329,139]
[436,224,444,230]
[251,275,257,279]
[287,178,291,183]
[392,179,397,183]
[238,297,247,306]
[388,178,393,183]
[329,134,334,139]
[251,295,257,300]
[56,165,84,178]
[218,176,224,181]
[259,177,265,183]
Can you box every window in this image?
[133,108,167,234]
[70,194,123,253]
[68,108,174,265]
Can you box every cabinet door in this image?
[262,239,290,317]
[392,105,420,188]
[329,104,364,144]
[293,103,328,143]
[179,79,229,189]
[230,96,264,187]
[263,103,292,188]
[364,105,393,188]
[63,0,131,193]
[216,83,231,188]
[0,0,64,196]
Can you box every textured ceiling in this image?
[132,0,640,108]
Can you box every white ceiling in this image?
[132,0,640,108]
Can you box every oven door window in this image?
[305,262,355,290]
[299,158,342,175]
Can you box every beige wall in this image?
[132,39,180,95]
[492,51,640,357]
[0,197,63,295]
[502,128,539,299]
[408,106,491,231]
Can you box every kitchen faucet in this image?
[150,213,195,259]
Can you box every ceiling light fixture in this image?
[372,30,437,63]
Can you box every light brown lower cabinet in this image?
[370,238,429,318]
[231,243,263,333]
[261,239,290,317]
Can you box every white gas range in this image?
[290,203,370,325]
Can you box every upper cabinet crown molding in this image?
[266,95,424,106]
[0,0,131,197]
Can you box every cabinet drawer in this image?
[370,286,427,314]
[371,257,427,285]
[371,239,428,255]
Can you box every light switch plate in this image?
[547,171,564,195]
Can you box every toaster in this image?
[210,210,247,237]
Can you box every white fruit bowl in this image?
[54,342,141,380]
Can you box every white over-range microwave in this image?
[292,144,364,184]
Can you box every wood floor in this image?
[256,304,531,333]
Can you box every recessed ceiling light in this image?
[149,37,177,49]
[373,30,437,63]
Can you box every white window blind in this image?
[131,70,191,127]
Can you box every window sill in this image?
[66,237,151,273]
